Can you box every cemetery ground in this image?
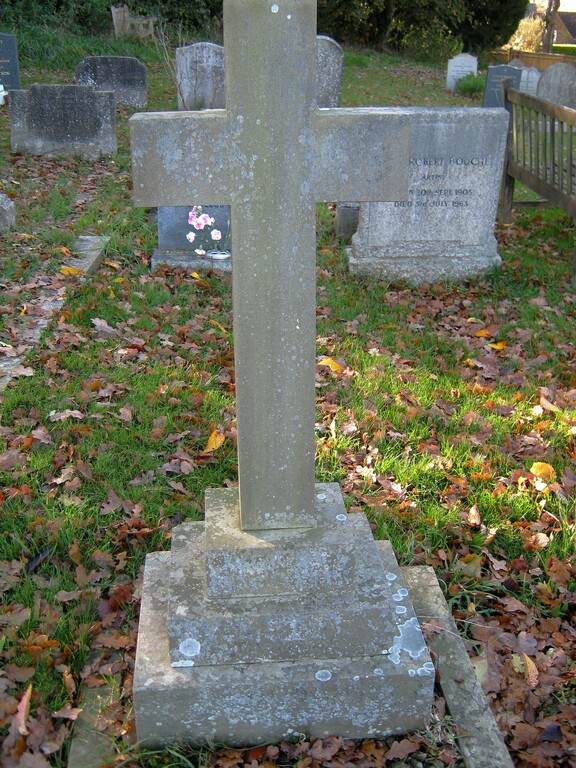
[0,34,575,768]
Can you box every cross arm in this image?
[313,108,410,202]
[130,110,233,206]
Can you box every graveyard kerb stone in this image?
[130,0,434,746]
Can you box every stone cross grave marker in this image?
[130,0,433,745]
[0,33,20,92]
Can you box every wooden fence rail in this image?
[499,85,576,276]
[502,87,576,216]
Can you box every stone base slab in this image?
[134,550,434,747]
[152,249,232,272]
[347,242,501,285]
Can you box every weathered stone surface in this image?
[10,85,116,159]
[76,55,147,107]
[446,53,477,92]
[167,511,423,667]
[483,65,522,108]
[176,42,225,111]
[135,517,434,745]
[131,0,428,747]
[403,565,514,768]
[316,35,343,108]
[348,108,508,284]
[519,66,541,96]
[536,62,576,108]
[0,192,16,232]
[0,33,20,91]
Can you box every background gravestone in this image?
[176,42,225,110]
[10,85,116,159]
[348,108,509,284]
[316,35,344,108]
[536,62,576,108]
[0,193,16,232]
[75,56,147,107]
[483,65,522,108]
[155,35,344,271]
[446,53,477,92]
[519,66,541,97]
[0,33,20,92]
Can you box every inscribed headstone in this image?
[0,33,20,92]
[483,65,522,108]
[0,192,16,232]
[536,62,576,108]
[130,0,433,746]
[158,34,344,270]
[76,56,147,107]
[519,66,541,96]
[348,108,509,284]
[10,85,116,159]
[446,53,477,92]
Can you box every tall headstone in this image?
[130,0,433,745]
[9,85,116,159]
[483,64,522,108]
[348,108,509,284]
[0,33,20,92]
[536,62,576,108]
[519,66,541,97]
[446,53,478,92]
[75,56,147,107]
[156,34,344,271]
[316,35,344,108]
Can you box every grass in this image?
[0,27,575,768]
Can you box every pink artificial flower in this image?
[186,231,196,243]
[210,229,222,241]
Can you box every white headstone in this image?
[519,66,541,97]
[446,53,478,92]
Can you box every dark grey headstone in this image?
[483,65,522,108]
[9,85,116,159]
[154,205,232,271]
[75,56,147,107]
[0,33,20,91]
